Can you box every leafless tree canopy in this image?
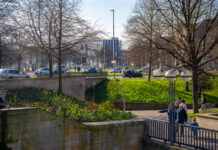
[125,0,218,113]
[125,0,164,81]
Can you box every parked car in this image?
[82,67,88,73]
[139,67,149,72]
[123,70,143,78]
[35,68,49,75]
[86,68,97,73]
[96,68,103,73]
[53,66,68,74]
[109,68,122,73]
[0,69,29,79]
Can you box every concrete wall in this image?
[0,110,145,150]
[0,76,105,100]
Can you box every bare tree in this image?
[13,0,57,76]
[0,0,17,68]
[153,0,218,113]
[125,0,163,81]
[47,0,101,93]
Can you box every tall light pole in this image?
[103,41,106,68]
[153,68,192,145]
[110,9,115,78]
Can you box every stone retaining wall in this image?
[0,109,145,150]
[0,76,105,100]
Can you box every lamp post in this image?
[123,70,125,115]
[110,9,115,78]
[153,68,192,144]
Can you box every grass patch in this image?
[90,78,218,105]
[30,76,37,78]
[188,109,218,118]
[5,87,135,122]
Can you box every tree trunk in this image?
[148,40,152,82]
[148,58,152,82]
[58,56,62,94]
[0,37,2,68]
[185,82,189,91]
[58,0,63,94]
[0,51,2,68]
[48,53,53,77]
[18,55,22,70]
[192,68,199,113]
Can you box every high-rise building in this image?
[103,37,121,67]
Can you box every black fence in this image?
[144,118,218,150]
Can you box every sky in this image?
[81,0,136,41]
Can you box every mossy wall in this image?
[0,110,145,150]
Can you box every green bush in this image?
[5,87,135,122]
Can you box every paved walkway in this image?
[129,109,193,123]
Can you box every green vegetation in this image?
[5,87,135,122]
[87,78,218,105]
[30,76,37,78]
[188,109,218,118]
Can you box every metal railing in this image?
[144,118,218,150]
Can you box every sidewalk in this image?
[130,109,193,122]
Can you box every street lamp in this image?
[180,69,192,82]
[110,9,115,78]
[153,68,192,144]
[153,68,165,80]
[122,69,126,115]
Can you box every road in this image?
[107,75,148,79]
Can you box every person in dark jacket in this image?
[159,104,177,123]
[176,104,188,135]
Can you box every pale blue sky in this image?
[81,0,136,40]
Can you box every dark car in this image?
[96,68,103,73]
[123,70,143,78]
[86,68,97,73]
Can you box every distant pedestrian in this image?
[191,118,199,138]
[175,97,183,109]
[176,104,188,135]
[181,100,187,111]
[201,93,207,112]
[78,66,81,72]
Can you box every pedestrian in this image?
[175,97,182,109]
[176,104,188,135]
[159,104,177,123]
[201,93,207,112]
[181,100,187,111]
[191,118,199,138]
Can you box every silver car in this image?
[35,68,49,75]
[0,69,29,79]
